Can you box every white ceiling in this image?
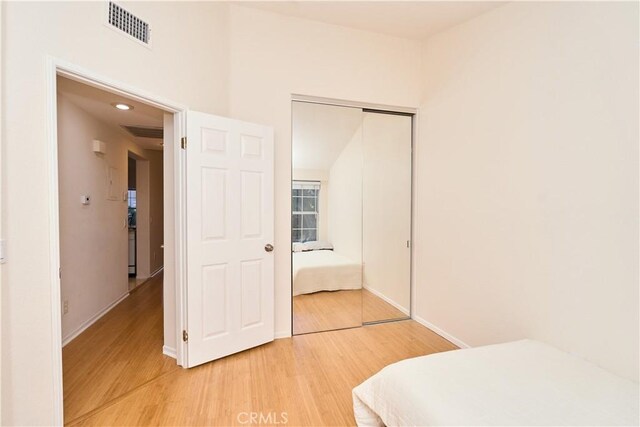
[238,1,505,40]
[57,76,165,151]
[293,101,363,171]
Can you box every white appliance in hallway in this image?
[185,111,275,368]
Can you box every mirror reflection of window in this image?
[292,181,320,242]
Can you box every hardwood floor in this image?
[63,273,178,423]
[127,276,149,292]
[293,288,409,335]
[64,275,458,426]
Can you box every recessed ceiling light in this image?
[112,102,133,111]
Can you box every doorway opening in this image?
[49,64,185,424]
[127,154,138,283]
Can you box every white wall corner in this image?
[412,315,470,349]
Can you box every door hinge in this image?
[182,330,189,342]
[181,137,187,150]
[59,267,62,279]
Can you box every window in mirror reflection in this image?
[292,181,320,242]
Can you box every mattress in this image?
[293,250,362,296]
[353,339,639,426]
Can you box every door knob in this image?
[265,244,274,252]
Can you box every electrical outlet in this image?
[63,300,69,315]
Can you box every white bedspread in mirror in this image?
[293,250,362,296]
[353,339,639,427]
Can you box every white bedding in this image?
[293,250,362,296]
[353,340,639,426]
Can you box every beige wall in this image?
[0,2,4,420]
[328,127,363,263]
[415,1,639,381]
[1,2,229,424]
[135,157,151,279]
[131,150,163,280]
[228,5,422,336]
[57,95,145,344]
[145,150,164,274]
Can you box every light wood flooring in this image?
[293,288,408,335]
[63,273,175,423]
[64,274,457,426]
[127,276,148,292]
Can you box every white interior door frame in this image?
[45,56,188,425]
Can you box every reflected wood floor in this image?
[293,289,408,335]
[65,275,457,426]
[293,290,362,335]
[362,289,407,323]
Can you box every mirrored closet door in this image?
[361,111,412,323]
[291,101,412,335]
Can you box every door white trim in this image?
[45,56,188,425]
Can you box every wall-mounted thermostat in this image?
[81,195,91,205]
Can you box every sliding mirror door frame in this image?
[290,95,417,336]
[362,108,414,325]
[290,100,364,335]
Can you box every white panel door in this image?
[186,111,274,368]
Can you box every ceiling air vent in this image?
[122,125,163,139]
[107,2,151,45]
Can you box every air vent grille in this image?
[108,2,150,45]
[122,126,163,139]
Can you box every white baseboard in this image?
[363,285,410,316]
[412,315,470,349]
[275,330,291,339]
[150,266,164,277]
[62,291,130,347]
[163,345,177,359]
